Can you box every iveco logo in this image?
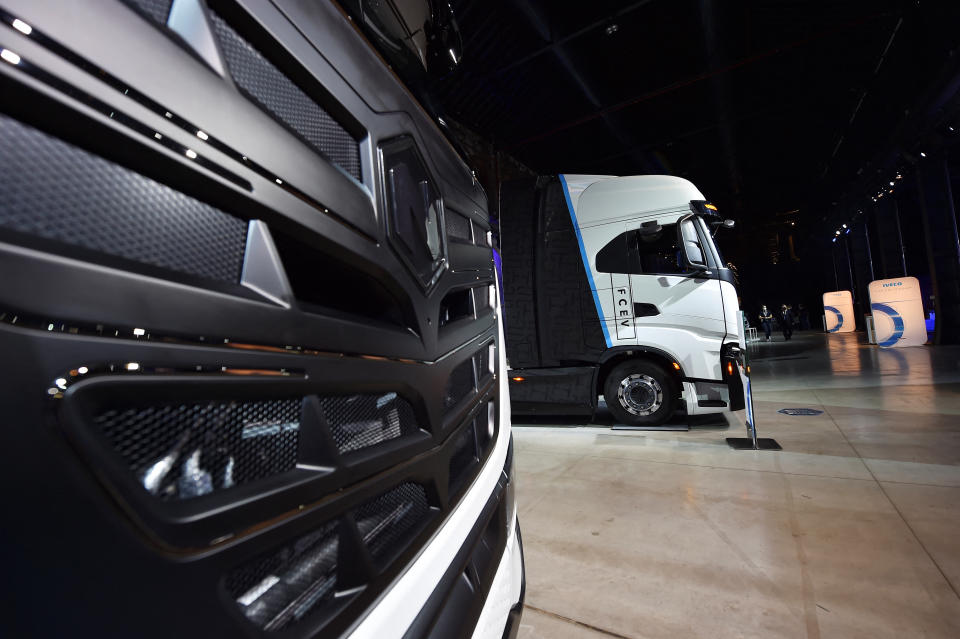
[882,282,902,287]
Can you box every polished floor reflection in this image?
[513,332,960,639]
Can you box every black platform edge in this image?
[726,437,782,450]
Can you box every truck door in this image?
[598,215,726,348]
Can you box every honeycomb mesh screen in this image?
[0,115,248,282]
[93,397,302,500]
[445,211,471,242]
[444,358,475,409]
[319,393,418,454]
[448,423,477,495]
[353,483,430,568]
[122,0,172,25]
[209,12,361,180]
[227,522,339,632]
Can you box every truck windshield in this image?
[695,216,726,268]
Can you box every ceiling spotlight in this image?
[842,224,847,228]
[835,230,841,236]
[920,152,927,157]
[950,126,955,132]
[832,237,837,243]
[896,173,902,179]
[605,23,619,35]
[889,181,895,186]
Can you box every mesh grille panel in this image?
[354,483,430,568]
[319,393,418,454]
[0,115,247,282]
[122,0,172,25]
[94,398,302,500]
[209,12,361,180]
[445,211,471,242]
[228,522,339,631]
[448,424,477,495]
[444,358,475,409]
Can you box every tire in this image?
[603,360,678,426]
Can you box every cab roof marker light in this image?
[1,49,21,65]
[12,19,32,35]
[705,203,718,211]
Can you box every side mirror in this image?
[426,2,463,76]
[722,219,735,229]
[637,220,662,237]
[684,240,707,269]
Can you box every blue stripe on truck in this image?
[558,174,611,348]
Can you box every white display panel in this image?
[822,290,855,333]
[868,277,927,348]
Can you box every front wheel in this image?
[603,361,678,426]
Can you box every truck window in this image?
[596,223,692,275]
[637,223,687,274]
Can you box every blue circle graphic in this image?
[871,303,904,347]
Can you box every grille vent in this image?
[439,288,473,327]
[354,483,431,569]
[122,0,172,25]
[208,12,361,180]
[0,115,248,282]
[444,357,475,410]
[93,397,302,501]
[228,522,339,632]
[473,285,492,316]
[448,424,478,495]
[445,211,472,242]
[475,343,493,384]
[319,392,418,454]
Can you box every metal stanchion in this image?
[726,341,781,451]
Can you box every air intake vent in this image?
[445,211,472,242]
[93,397,302,501]
[354,483,431,569]
[444,358,475,410]
[228,521,339,632]
[0,115,247,282]
[208,12,361,180]
[319,392,418,454]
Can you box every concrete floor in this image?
[512,332,960,639]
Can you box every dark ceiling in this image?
[430,0,960,226]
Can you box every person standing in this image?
[759,305,774,341]
[780,304,794,341]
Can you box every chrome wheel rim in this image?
[617,374,663,416]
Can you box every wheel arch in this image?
[595,347,684,397]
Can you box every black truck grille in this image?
[94,398,302,501]
[354,483,432,569]
[321,392,418,454]
[209,12,362,181]
[0,1,500,636]
[228,521,339,632]
[0,115,248,283]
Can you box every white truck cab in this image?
[501,174,745,426]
